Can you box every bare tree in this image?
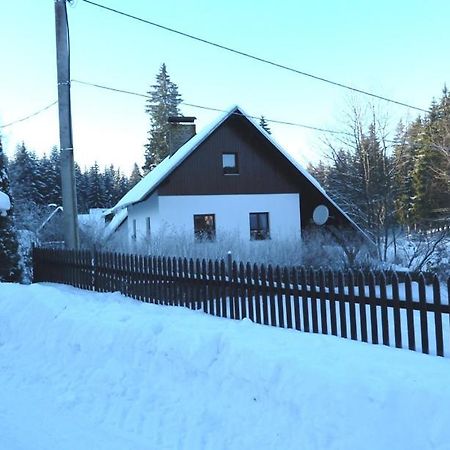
[316,100,399,262]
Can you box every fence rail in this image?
[33,247,450,358]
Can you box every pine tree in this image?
[75,163,89,213]
[307,161,328,187]
[35,155,54,205]
[411,90,450,226]
[143,63,183,172]
[114,169,130,201]
[129,163,142,188]
[0,137,22,282]
[47,146,62,206]
[392,120,418,227]
[259,115,271,134]
[9,142,38,206]
[87,162,106,209]
[431,87,450,220]
[102,165,116,208]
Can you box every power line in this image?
[72,79,148,99]
[79,0,429,113]
[71,79,354,136]
[0,101,58,129]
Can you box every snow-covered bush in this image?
[90,228,375,270]
[78,225,449,276]
[396,229,450,278]
[132,230,305,267]
[300,228,376,270]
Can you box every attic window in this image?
[222,153,238,175]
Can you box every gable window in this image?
[222,153,238,175]
[145,217,151,238]
[249,212,270,240]
[194,214,216,241]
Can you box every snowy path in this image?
[1,282,450,449]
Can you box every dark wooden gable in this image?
[157,110,350,229]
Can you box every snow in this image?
[0,190,11,213]
[78,208,107,225]
[2,283,450,449]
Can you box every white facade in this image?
[127,193,301,244]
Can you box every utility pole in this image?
[55,0,79,249]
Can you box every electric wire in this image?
[79,0,429,113]
[0,101,58,129]
[71,79,354,136]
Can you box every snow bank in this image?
[1,283,450,449]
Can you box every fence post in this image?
[91,245,98,292]
[226,251,232,277]
[418,273,429,354]
[432,275,444,357]
[31,244,38,283]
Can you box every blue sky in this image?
[1,0,449,174]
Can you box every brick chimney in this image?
[168,116,196,156]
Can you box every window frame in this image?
[249,212,270,241]
[222,152,239,175]
[193,214,216,242]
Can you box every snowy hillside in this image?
[1,283,450,450]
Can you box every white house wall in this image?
[127,193,301,244]
[127,192,160,241]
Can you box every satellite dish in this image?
[313,205,329,225]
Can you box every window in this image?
[249,212,270,240]
[145,217,151,238]
[131,219,137,240]
[222,153,238,175]
[194,214,216,241]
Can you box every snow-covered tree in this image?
[9,142,38,206]
[143,64,183,172]
[0,137,22,282]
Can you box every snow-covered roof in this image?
[103,208,127,239]
[111,107,235,213]
[78,212,106,230]
[109,105,368,239]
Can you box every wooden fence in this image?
[33,247,450,358]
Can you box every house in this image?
[105,105,366,245]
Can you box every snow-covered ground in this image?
[1,283,450,449]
